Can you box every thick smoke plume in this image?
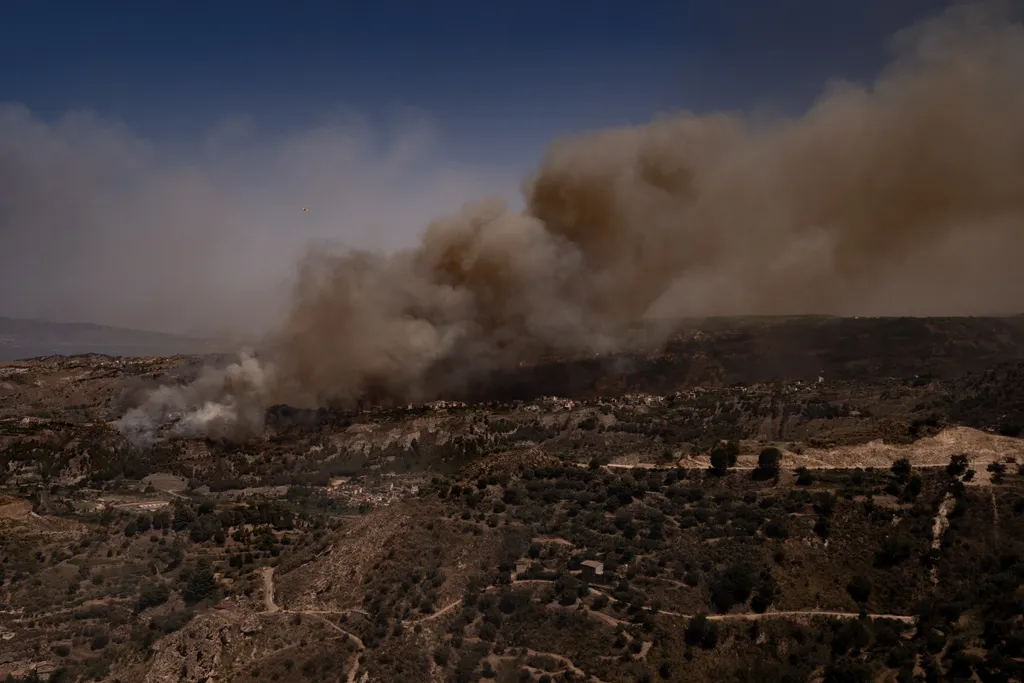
[120,4,1024,442]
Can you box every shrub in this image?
[710,448,731,476]
[478,622,497,641]
[180,564,217,604]
[813,516,830,539]
[498,591,519,615]
[685,614,719,649]
[901,475,923,501]
[756,447,783,477]
[796,467,814,486]
[151,609,193,634]
[891,457,912,480]
[875,534,913,567]
[823,657,872,683]
[137,581,170,611]
[750,594,771,614]
[763,519,789,539]
[90,632,109,650]
[847,575,872,604]
[710,565,756,612]
[946,454,969,478]
[998,423,1021,438]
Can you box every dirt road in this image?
[405,598,462,625]
[261,567,278,613]
[656,608,915,624]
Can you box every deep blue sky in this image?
[1,0,953,167]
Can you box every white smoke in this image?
[115,351,274,443]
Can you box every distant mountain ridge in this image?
[0,317,217,361]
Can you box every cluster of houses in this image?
[328,475,420,508]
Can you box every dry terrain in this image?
[1,316,1023,682]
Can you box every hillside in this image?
[0,316,1022,683]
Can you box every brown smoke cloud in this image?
[530,5,1024,321]
[120,3,1024,441]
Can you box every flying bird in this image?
[302,207,309,212]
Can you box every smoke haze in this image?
[0,107,518,339]
[21,3,1022,441]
